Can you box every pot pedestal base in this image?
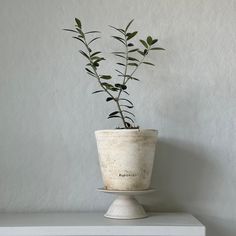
[97,188,155,219]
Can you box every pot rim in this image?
[95,129,158,134]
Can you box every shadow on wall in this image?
[138,138,234,236]
[143,138,212,211]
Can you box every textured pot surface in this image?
[95,129,158,190]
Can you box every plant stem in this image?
[125,47,150,85]
[84,36,128,128]
[115,34,129,128]
[83,39,113,97]
[116,33,129,128]
[118,38,128,98]
[115,99,127,128]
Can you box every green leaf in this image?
[112,51,125,55]
[112,36,125,45]
[123,110,135,117]
[115,84,127,90]
[72,36,85,44]
[123,90,130,95]
[93,62,99,67]
[131,77,140,81]
[147,36,153,45]
[117,63,125,67]
[143,61,155,66]
[114,54,126,59]
[93,58,105,67]
[85,31,101,34]
[91,51,102,57]
[120,105,134,109]
[128,63,138,67]
[126,31,138,40]
[76,28,84,37]
[86,62,93,67]
[128,48,139,53]
[128,57,139,62]
[120,98,133,106]
[123,75,139,81]
[125,19,134,32]
[108,115,121,119]
[101,75,112,80]
[102,83,115,90]
[88,37,101,45]
[109,25,125,35]
[63,28,78,33]
[92,90,104,94]
[106,97,114,102]
[111,88,119,91]
[79,50,89,59]
[150,47,165,50]
[125,116,135,123]
[94,57,105,62]
[125,122,131,127]
[115,69,124,75]
[151,39,158,45]
[85,68,94,74]
[91,56,99,60]
[140,40,148,48]
[86,71,96,78]
[138,50,144,56]
[127,43,134,47]
[75,18,82,29]
[109,111,119,116]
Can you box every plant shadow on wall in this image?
[145,139,212,210]
[138,138,233,236]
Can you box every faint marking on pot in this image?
[119,173,137,177]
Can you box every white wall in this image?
[0,0,235,235]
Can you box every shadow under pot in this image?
[95,129,158,191]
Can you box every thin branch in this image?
[125,47,151,84]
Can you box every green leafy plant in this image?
[64,18,165,129]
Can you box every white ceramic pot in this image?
[95,129,158,190]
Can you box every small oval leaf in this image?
[101,75,112,80]
[63,28,78,33]
[108,115,121,119]
[88,37,101,45]
[140,40,148,48]
[147,36,153,45]
[117,63,126,67]
[115,84,127,90]
[151,39,158,45]
[128,57,139,62]
[75,18,82,29]
[85,31,101,34]
[125,19,134,32]
[109,111,119,116]
[120,98,133,106]
[91,51,102,57]
[79,50,89,59]
[150,47,165,50]
[128,63,138,67]
[92,90,104,94]
[127,31,138,40]
[106,97,114,102]
[143,61,155,66]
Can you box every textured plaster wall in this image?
[0,0,235,235]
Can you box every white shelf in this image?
[0,212,205,236]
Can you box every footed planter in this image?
[95,129,157,191]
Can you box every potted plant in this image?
[64,18,165,191]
